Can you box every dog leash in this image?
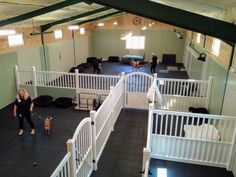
[31,111,44,120]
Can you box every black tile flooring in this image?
[0,104,89,177]
[83,62,189,79]
[150,159,234,177]
[91,109,148,177]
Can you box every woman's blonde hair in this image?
[16,88,29,100]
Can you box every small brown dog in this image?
[44,116,53,135]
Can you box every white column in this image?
[206,76,214,109]
[121,72,126,108]
[90,110,97,170]
[67,139,76,177]
[14,65,20,91]
[31,66,38,98]
[110,86,114,132]
[141,147,151,177]
[74,69,80,110]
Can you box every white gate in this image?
[125,72,153,109]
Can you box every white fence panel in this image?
[156,77,213,112]
[151,110,236,169]
[77,73,120,91]
[50,152,71,177]
[72,118,93,177]
[125,72,153,109]
[18,69,33,85]
[36,71,76,89]
[95,78,125,161]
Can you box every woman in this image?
[13,89,35,136]
[150,53,159,73]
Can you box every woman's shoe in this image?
[18,129,24,136]
[30,129,35,135]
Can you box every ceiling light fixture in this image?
[121,32,132,40]
[98,22,104,27]
[0,29,16,36]
[68,25,79,30]
[113,21,118,25]
[148,24,152,27]
[141,26,147,30]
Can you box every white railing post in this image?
[110,86,114,132]
[67,139,76,177]
[142,147,151,177]
[90,110,97,170]
[147,103,154,148]
[74,69,80,110]
[14,65,20,91]
[121,72,126,108]
[206,76,213,109]
[227,127,236,170]
[153,73,157,81]
[31,66,38,98]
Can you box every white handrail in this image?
[50,152,71,177]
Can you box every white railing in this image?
[77,73,120,91]
[50,76,125,177]
[94,77,125,161]
[50,152,71,177]
[125,72,154,109]
[36,71,76,88]
[18,69,33,86]
[157,77,213,111]
[151,109,236,169]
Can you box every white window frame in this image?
[8,33,24,47]
[212,38,221,56]
[126,36,145,49]
[196,33,201,44]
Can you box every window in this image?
[8,33,24,47]
[196,33,201,44]
[126,36,145,49]
[212,38,221,56]
[54,30,63,39]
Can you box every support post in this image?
[147,103,154,148]
[227,126,236,170]
[14,65,20,91]
[121,72,126,108]
[206,76,213,109]
[141,147,151,177]
[31,66,38,98]
[74,69,80,110]
[90,110,97,170]
[67,139,76,177]
[110,86,114,132]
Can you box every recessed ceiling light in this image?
[142,26,147,30]
[113,21,118,25]
[98,22,104,27]
[148,24,152,27]
[68,25,79,30]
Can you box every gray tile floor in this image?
[0,62,234,177]
[91,109,148,177]
[0,105,89,177]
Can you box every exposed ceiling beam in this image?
[76,10,123,26]
[41,7,111,32]
[0,0,84,27]
[90,0,236,43]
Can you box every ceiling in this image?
[0,0,236,43]
[150,0,236,23]
[1,0,236,28]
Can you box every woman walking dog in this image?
[13,89,36,136]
